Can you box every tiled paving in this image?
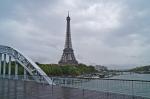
[0,79,149,99]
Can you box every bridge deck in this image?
[0,79,149,99]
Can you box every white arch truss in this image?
[0,45,53,85]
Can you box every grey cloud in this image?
[0,0,150,69]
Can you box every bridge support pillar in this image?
[15,61,18,79]
[8,56,11,78]
[0,53,2,75]
[3,54,6,78]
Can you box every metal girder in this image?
[0,45,53,85]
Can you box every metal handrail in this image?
[1,75,150,98]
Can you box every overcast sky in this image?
[0,0,150,69]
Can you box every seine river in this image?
[110,73,150,80]
[65,74,150,98]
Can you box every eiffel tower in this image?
[59,13,78,65]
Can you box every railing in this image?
[52,77,150,98]
[0,75,48,84]
[0,75,150,99]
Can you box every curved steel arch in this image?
[0,45,53,85]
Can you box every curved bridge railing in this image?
[0,45,53,84]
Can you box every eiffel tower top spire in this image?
[68,11,69,17]
[65,11,72,48]
[58,13,78,65]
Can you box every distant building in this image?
[95,65,108,72]
[58,12,78,65]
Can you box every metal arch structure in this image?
[0,45,53,85]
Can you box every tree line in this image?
[38,63,97,76]
[0,61,97,76]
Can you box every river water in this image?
[110,73,150,80]
[63,74,150,98]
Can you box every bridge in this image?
[0,45,150,99]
